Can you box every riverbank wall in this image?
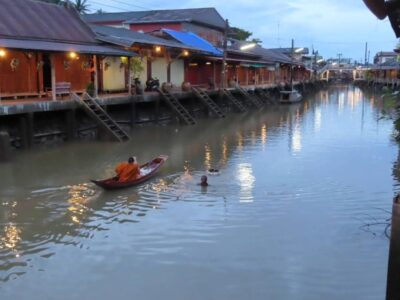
[0,81,326,154]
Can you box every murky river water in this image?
[0,85,398,299]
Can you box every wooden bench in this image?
[46,82,71,99]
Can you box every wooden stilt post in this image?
[65,109,77,141]
[128,57,132,95]
[50,54,56,101]
[130,101,136,127]
[93,55,99,98]
[0,131,12,161]
[213,61,216,89]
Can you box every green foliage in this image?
[380,86,400,140]
[130,57,144,78]
[74,0,89,14]
[250,38,262,45]
[229,26,262,45]
[229,27,253,41]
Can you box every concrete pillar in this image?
[130,98,136,127]
[386,195,400,300]
[19,113,34,149]
[0,131,12,161]
[65,109,77,140]
[50,54,56,101]
[155,97,160,124]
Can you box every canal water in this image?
[0,85,397,300]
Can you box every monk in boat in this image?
[115,157,140,182]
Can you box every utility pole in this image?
[314,50,318,81]
[337,53,342,66]
[290,38,294,89]
[364,42,368,65]
[221,19,229,89]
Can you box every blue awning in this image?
[161,29,223,57]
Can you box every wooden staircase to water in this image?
[191,87,225,118]
[156,88,196,125]
[72,93,130,142]
[255,88,276,105]
[221,89,247,112]
[237,86,263,108]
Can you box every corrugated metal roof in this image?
[0,38,135,57]
[228,40,295,64]
[83,11,149,23]
[88,8,226,30]
[161,29,222,56]
[90,25,191,50]
[0,0,97,44]
[269,47,310,55]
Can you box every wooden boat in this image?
[280,89,302,104]
[91,155,168,190]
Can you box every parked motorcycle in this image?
[145,77,160,91]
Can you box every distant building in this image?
[373,51,397,65]
[268,47,309,62]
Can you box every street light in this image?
[240,43,256,51]
[69,51,78,59]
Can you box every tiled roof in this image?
[0,0,96,44]
[85,8,226,30]
[90,25,194,50]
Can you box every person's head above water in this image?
[200,175,208,186]
[128,157,135,163]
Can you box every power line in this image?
[109,0,150,10]
[89,0,155,12]
[89,1,126,11]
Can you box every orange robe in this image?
[115,162,140,182]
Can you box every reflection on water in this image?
[237,163,255,203]
[0,224,21,257]
[0,85,397,300]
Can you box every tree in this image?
[74,0,89,14]
[250,38,262,45]
[228,27,253,41]
[228,26,262,45]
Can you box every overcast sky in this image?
[88,0,398,62]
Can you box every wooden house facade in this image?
[0,0,132,100]
[91,25,199,88]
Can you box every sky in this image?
[87,0,398,62]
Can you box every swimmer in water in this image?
[199,175,208,187]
